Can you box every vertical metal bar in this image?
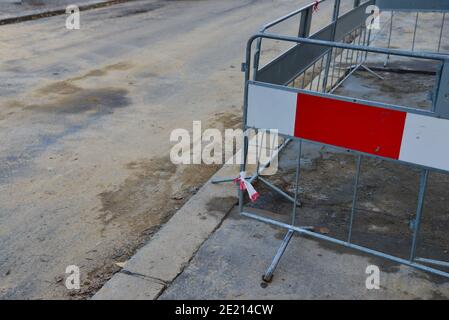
[291,140,302,226]
[411,12,419,52]
[384,11,394,67]
[239,131,249,213]
[309,62,316,90]
[364,26,372,61]
[348,155,362,244]
[255,129,261,180]
[297,6,313,90]
[302,71,306,89]
[318,56,324,91]
[253,39,262,81]
[350,30,356,68]
[345,32,352,68]
[438,13,446,53]
[299,7,313,38]
[322,52,331,92]
[331,48,339,88]
[361,25,368,64]
[355,25,363,65]
[338,44,345,78]
[240,41,253,213]
[322,0,341,92]
[364,2,374,55]
[410,169,429,262]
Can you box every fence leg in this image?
[262,229,294,282]
[262,141,302,282]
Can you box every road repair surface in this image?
[0,0,332,299]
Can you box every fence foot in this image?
[262,229,294,283]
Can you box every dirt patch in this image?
[71,62,133,81]
[37,81,82,95]
[35,62,132,97]
[178,164,220,187]
[98,157,177,229]
[29,87,130,114]
[210,111,242,130]
[30,61,133,113]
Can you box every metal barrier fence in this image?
[222,0,449,282]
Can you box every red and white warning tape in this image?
[234,172,260,202]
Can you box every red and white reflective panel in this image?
[247,83,449,172]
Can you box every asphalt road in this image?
[0,0,335,299]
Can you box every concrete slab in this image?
[92,272,164,300]
[160,208,449,300]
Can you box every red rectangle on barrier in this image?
[294,94,407,159]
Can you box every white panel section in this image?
[247,84,297,136]
[399,113,449,172]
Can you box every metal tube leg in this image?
[410,169,429,262]
[262,141,302,283]
[262,229,294,283]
